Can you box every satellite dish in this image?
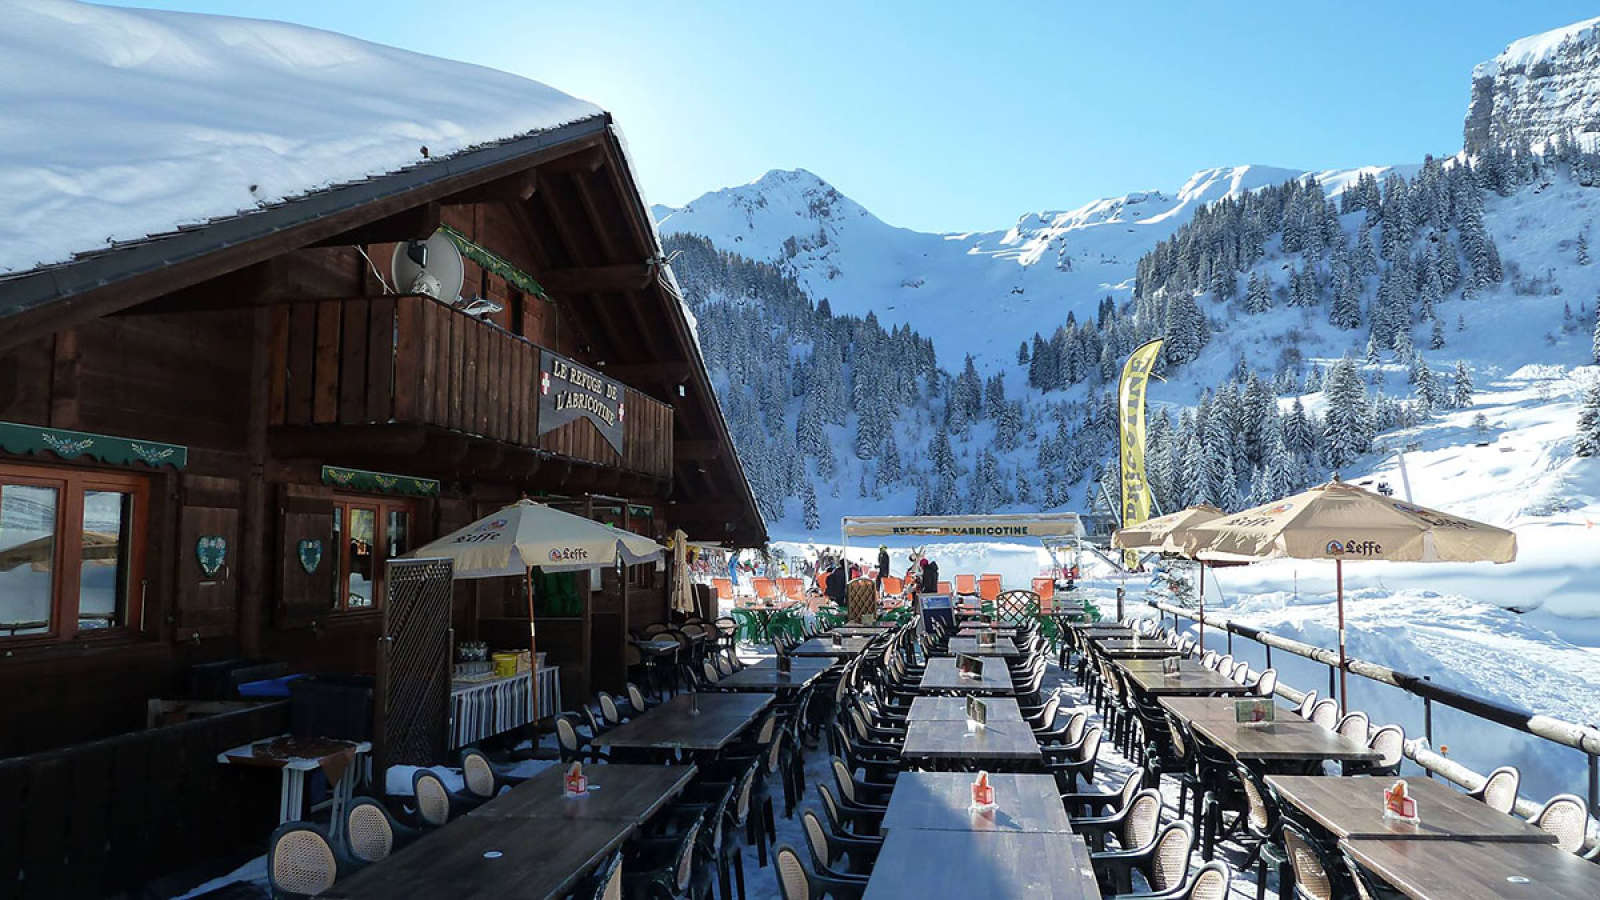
[390,229,464,305]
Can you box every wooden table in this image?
[917,657,1015,695]
[1340,838,1600,900]
[1119,666,1254,697]
[217,735,368,839]
[1191,719,1382,767]
[1266,776,1558,843]
[956,625,1020,636]
[880,772,1073,834]
[908,696,1027,726]
[468,763,695,823]
[791,636,875,657]
[1075,624,1135,638]
[832,624,894,636]
[714,657,832,692]
[946,636,1021,658]
[1097,639,1185,659]
[901,718,1042,769]
[1161,696,1280,723]
[1112,657,1201,674]
[592,693,771,753]
[321,815,629,900]
[864,830,1100,899]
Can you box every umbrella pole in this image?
[1336,558,1347,708]
[1197,561,1205,651]
[526,567,539,727]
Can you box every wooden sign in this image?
[956,654,982,679]
[539,350,625,454]
[1235,698,1275,724]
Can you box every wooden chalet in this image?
[0,105,764,895]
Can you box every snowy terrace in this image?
[177,610,1598,900]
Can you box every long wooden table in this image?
[1190,718,1381,767]
[946,636,1021,658]
[323,816,624,899]
[864,829,1100,899]
[1119,665,1254,697]
[1341,837,1600,899]
[591,693,771,753]
[713,657,833,692]
[467,763,695,822]
[880,772,1072,834]
[1160,696,1268,722]
[791,636,876,657]
[1267,776,1558,843]
[908,696,1027,726]
[832,624,894,637]
[917,657,1014,695]
[1096,639,1185,659]
[901,717,1042,769]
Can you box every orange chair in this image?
[955,574,977,595]
[712,577,733,601]
[937,581,952,594]
[883,576,903,596]
[779,577,805,600]
[977,575,1001,602]
[1032,577,1055,605]
[753,578,777,601]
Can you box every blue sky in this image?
[100,1,1600,232]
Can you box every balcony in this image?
[266,295,673,481]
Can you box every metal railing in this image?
[1144,598,1600,849]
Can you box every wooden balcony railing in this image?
[267,295,673,480]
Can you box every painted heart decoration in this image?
[298,538,323,574]
[196,535,228,578]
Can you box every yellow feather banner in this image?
[1118,338,1164,569]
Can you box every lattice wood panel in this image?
[375,558,454,775]
[994,590,1041,626]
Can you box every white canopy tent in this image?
[840,513,1085,539]
[838,513,1084,592]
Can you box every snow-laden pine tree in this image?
[1429,318,1446,350]
[1576,383,1600,458]
[1413,357,1436,414]
[1593,303,1600,364]
[801,481,820,531]
[1243,272,1272,314]
[1162,292,1207,365]
[1452,362,1473,409]
[1321,356,1373,469]
[1578,232,1590,266]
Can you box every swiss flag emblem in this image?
[540,372,551,395]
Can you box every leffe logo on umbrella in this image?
[453,518,509,544]
[1326,539,1383,556]
[549,547,590,562]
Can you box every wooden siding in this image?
[268,295,672,479]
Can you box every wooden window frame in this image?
[0,460,149,645]
[331,493,415,616]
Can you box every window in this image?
[0,462,147,641]
[332,495,412,613]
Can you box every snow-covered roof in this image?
[0,0,605,276]
[1473,15,1600,80]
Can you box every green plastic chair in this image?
[729,608,759,645]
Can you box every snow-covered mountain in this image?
[1466,15,1600,155]
[658,164,1406,370]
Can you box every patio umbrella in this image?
[669,529,695,615]
[1113,504,1223,645]
[1180,480,1515,703]
[405,499,664,643]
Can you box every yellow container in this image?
[491,652,519,678]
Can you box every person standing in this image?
[876,545,890,586]
[919,557,940,593]
[825,563,846,606]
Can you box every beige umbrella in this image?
[1181,480,1516,702]
[1113,504,1224,645]
[669,529,695,615]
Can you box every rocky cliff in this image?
[1465,16,1600,155]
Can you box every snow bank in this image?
[0,0,603,275]
[1475,15,1600,79]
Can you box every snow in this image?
[0,0,603,275]
[655,163,1409,372]
[1475,15,1600,79]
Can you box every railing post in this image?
[1226,631,1233,655]
[1329,664,1337,706]
[1265,645,1272,669]
[1423,675,1434,779]
[1589,725,1598,818]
